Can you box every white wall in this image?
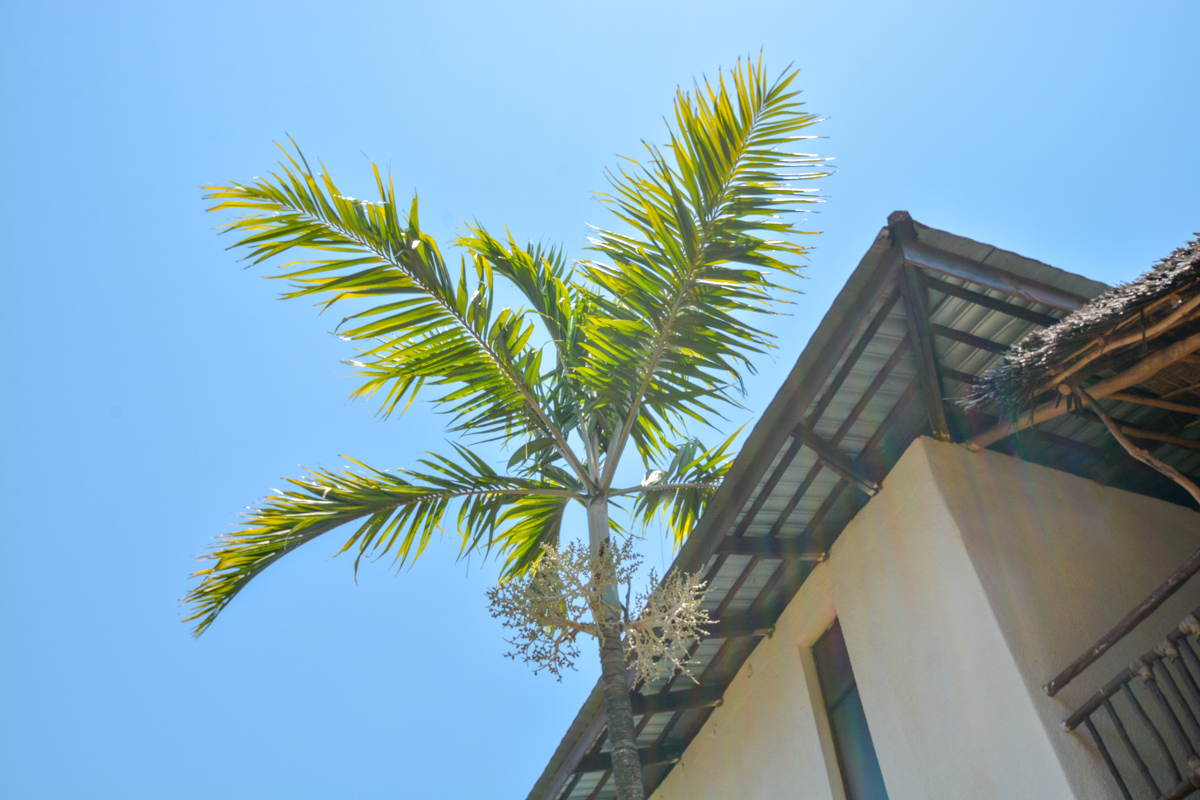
[926,438,1200,798]
[648,562,843,800]
[649,437,1200,800]
[829,437,1077,799]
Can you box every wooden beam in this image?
[947,404,1113,464]
[630,687,724,716]
[1108,392,1200,417]
[930,323,1009,354]
[920,273,1060,326]
[899,237,1090,312]
[794,422,881,496]
[940,366,982,386]
[1119,426,1200,453]
[701,613,777,640]
[574,745,685,774]
[889,212,950,443]
[944,403,1126,485]
[897,258,952,441]
[1164,380,1200,400]
[713,536,826,560]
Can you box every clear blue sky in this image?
[1,1,1196,798]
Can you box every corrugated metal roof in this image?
[528,214,1200,800]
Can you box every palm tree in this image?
[186,58,825,800]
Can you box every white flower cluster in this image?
[625,567,711,684]
[487,538,711,683]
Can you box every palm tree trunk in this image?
[587,497,645,800]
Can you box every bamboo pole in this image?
[969,329,1200,449]
[1040,294,1200,390]
[1107,392,1200,416]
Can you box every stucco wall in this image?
[648,561,843,800]
[649,438,1200,800]
[829,438,1077,799]
[925,438,1200,798]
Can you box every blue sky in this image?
[1,1,1196,798]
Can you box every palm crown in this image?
[185,58,827,638]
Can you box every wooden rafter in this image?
[939,366,983,386]
[728,437,803,538]
[805,288,903,426]
[700,613,777,639]
[1107,392,1200,417]
[830,333,913,442]
[1082,378,1200,499]
[794,422,880,496]
[899,237,1090,312]
[930,322,1009,354]
[629,687,724,716]
[574,745,685,774]
[901,272,952,441]
[766,461,827,538]
[921,273,1060,327]
[713,536,826,560]
[888,211,951,441]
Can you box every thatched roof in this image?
[967,236,1200,420]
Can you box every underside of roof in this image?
[528,214,1200,800]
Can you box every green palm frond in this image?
[456,226,579,364]
[491,493,571,578]
[625,433,739,547]
[202,145,589,482]
[460,227,627,462]
[184,448,581,636]
[191,60,825,643]
[581,56,829,477]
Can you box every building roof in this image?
[527,214,1200,800]
[968,236,1200,420]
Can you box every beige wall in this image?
[927,438,1200,798]
[649,437,1200,800]
[648,562,843,800]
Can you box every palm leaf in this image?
[184,449,580,635]
[627,433,738,547]
[203,145,588,482]
[456,226,579,364]
[581,57,829,478]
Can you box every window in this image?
[812,619,889,800]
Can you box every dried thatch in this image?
[967,236,1200,420]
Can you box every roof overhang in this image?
[528,214,1199,800]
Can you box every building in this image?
[527,214,1200,800]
